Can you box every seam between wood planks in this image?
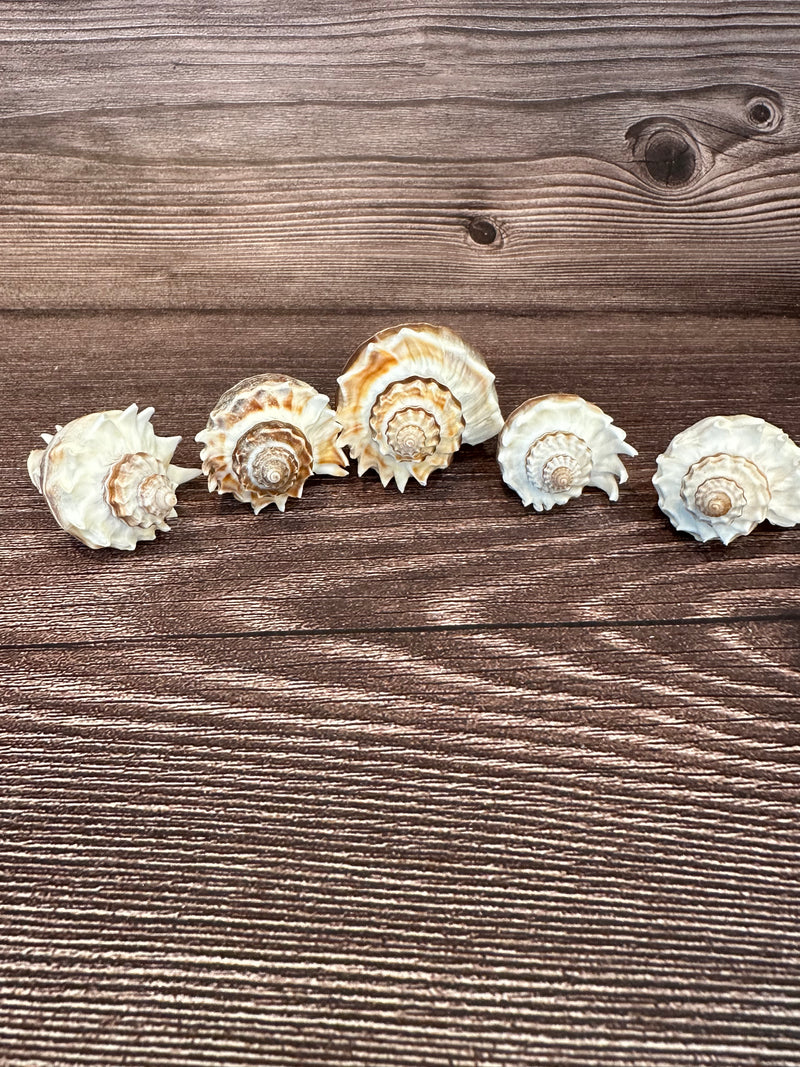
[2,610,798,654]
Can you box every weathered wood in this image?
[4,308,799,646]
[0,619,798,1066]
[1,3,799,310]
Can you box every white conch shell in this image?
[27,404,200,550]
[336,323,503,491]
[497,394,637,511]
[196,373,348,513]
[653,414,800,544]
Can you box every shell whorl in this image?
[369,377,465,467]
[27,404,199,550]
[336,323,503,491]
[232,421,313,500]
[525,431,594,497]
[654,415,800,544]
[498,395,636,511]
[196,374,348,513]
[105,452,178,531]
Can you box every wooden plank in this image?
[4,309,799,646]
[0,619,798,1065]
[1,4,799,310]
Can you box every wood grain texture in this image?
[1,620,799,1066]
[1,3,799,310]
[3,4,800,1065]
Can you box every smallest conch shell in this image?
[28,404,200,550]
[653,414,800,544]
[196,373,348,512]
[497,394,637,511]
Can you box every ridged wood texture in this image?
[2,4,800,1066]
[2,2,800,311]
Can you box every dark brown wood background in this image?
[2,3,799,1065]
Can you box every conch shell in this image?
[27,404,199,550]
[336,323,503,490]
[654,414,800,544]
[497,393,637,510]
[196,373,348,512]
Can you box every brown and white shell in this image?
[27,404,200,550]
[497,394,637,510]
[196,373,348,512]
[336,323,503,491]
[653,414,800,544]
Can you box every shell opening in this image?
[232,421,313,499]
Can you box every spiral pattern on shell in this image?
[369,377,465,470]
[654,415,800,544]
[336,324,503,491]
[105,452,179,531]
[498,395,636,511]
[27,404,199,550]
[525,432,594,496]
[196,374,348,513]
[232,421,314,499]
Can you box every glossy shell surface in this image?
[27,404,199,550]
[336,323,503,490]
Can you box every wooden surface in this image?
[2,4,799,1065]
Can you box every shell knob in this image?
[654,414,800,544]
[497,394,637,511]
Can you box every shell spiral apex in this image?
[335,323,503,491]
[27,404,200,550]
[653,414,800,544]
[497,394,637,511]
[196,373,348,513]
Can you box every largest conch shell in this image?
[336,323,503,490]
[27,404,199,550]
[196,373,348,512]
[653,414,800,544]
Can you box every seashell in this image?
[27,404,200,550]
[336,323,503,491]
[653,414,800,544]
[196,373,348,512]
[497,393,637,511]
